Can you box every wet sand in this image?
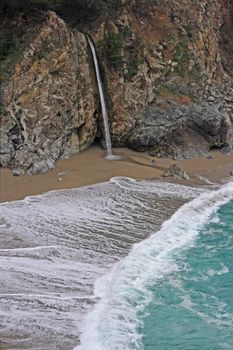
[1,145,233,203]
[0,147,232,350]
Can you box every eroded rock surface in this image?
[92,0,233,156]
[126,100,232,159]
[1,11,98,174]
[163,164,190,180]
[1,1,233,174]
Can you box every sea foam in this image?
[75,181,233,350]
[0,179,194,349]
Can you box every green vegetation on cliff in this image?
[0,0,123,21]
[98,27,139,80]
[0,25,29,83]
[99,32,123,70]
[0,0,56,14]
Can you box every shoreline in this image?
[1,145,233,203]
[0,147,233,350]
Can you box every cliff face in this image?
[220,0,233,76]
[1,1,233,174]
[1,12,98,175]
[92,0,233,158]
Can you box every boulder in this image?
[163,164,190,180]
[27,159,54,175]
[126,101,233,159]
[12,168,26,176]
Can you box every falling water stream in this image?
[87,36,119,160]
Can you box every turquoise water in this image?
[76,182,233,350]
[141,200,233,350]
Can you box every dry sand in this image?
[1,145,233,203]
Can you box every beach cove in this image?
[0,147,233,349]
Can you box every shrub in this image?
[100,32,123,71]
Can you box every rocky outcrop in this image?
[1,1,233,175]
[0,11,98,174]
[126,100,232,158]
[92,0,233,157]
[163,164,190,180]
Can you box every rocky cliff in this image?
[1,0,233,174]
[92,0,233,158]
[1,11,98,175]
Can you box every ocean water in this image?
[141,199,233,350]
[0,178,199,349]
[76,181,233,350]
[0,179,232,350]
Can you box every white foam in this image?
[110,176,205,199]
[1,178,194,347]
[75,181,233,350]
[0,293,96,301]
[105,155,122,161]
[180,293,233,328]
[207,264,229,277]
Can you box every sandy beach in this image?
[1,145,233,203]
[1,147,233,350]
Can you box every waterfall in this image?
[87,36,119,160]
